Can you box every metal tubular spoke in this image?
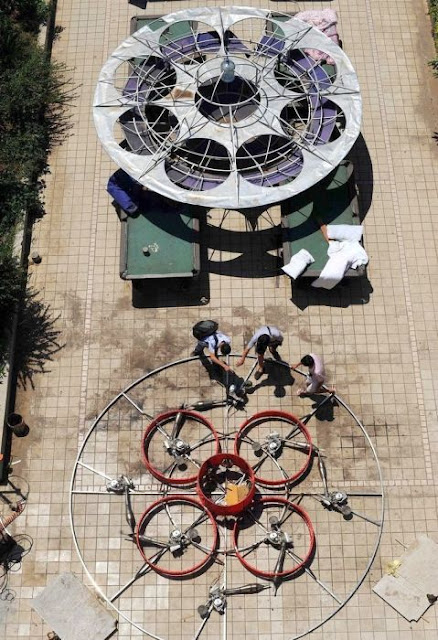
[164,503,177,528]
[156,424,171,439]
[252,453,269,473]
[282,440,311,451]
[299,394,333,425]
[247,510,270,535]
[194,604,214,640]
[120,392,152,417]
[109,563,151,602]
[183,512,209,535]
[286,549,342,604]
[77,461,112,482]
[263,447,289,482]
[186,455,201,468]
[349,510,381,527]
[279,505,298,527]
[190,434,217,451]
[109,545,169,603]
[236,538,265,557]
[162,460,178,477]
[138,536,169,548]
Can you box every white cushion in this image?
[327,224,363,242]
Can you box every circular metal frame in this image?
[93,6,362,208]
[234,410,313,486]
[70,355,384,640]
[233,497,315,580]
[136,495,218,578]
[142,409,221,486]
[197,452,256,516]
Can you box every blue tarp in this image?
[107,169,141,214]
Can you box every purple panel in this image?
[285,55,337,144]
[256,35,285,57]
[197,32,221,52]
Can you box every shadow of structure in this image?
[291,276,373,310]
[207,219,282,279]
[14,289,64,390]
[347,133,374,222]
[132,209,210,308]
[121,134,374,309]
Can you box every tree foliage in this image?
[0,0,75,371]
[430,0,438,75]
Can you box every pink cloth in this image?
[306,353,325,391]
[295,9,340,66]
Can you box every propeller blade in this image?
[171,408,186,440]
[224,583,270,596]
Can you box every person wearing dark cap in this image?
[236,326,283,380]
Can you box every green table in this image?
[281,161,364,278]
[120,194,200,280]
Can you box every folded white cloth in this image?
[311,241,368,289]
[282,249,314,280]
[327,224,363,242]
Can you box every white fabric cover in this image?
[282,249,314,280]
[295,9,340,65]
[327,224,363,242]
[311,241,368,289]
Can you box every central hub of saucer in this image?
[197,453,256,516]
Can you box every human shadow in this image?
[303,394,337,422]
[246,359,295,398]
[14,289,64,390]
[347,133,374,221]
[199,354,248,402]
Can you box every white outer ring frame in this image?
[70,356,384,640]
[93,6,362,209]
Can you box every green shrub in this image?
[0,0,74,374]
[430,0,438,74]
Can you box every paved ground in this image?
[1,0,438,638]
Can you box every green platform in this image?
[281,161,363,278]
[120,195,200,280]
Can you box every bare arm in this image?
[209,352,231,372]
[236,346,250,367]
[319,223,329,243]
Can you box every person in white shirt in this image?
[292,353,335,395]
[198,331,232,372]
[236,326,283,380]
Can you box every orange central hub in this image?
[197,453,256,516]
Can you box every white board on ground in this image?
[373,535,438,621]
[32,573,117,640]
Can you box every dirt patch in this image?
[62,291,85,349]
[297,327,322,345]
[133,327,187,372]
[264,305,295,330]
[232,306,255,320]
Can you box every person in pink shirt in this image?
[292,353,336,395]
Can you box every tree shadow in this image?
[14,289,64,390]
